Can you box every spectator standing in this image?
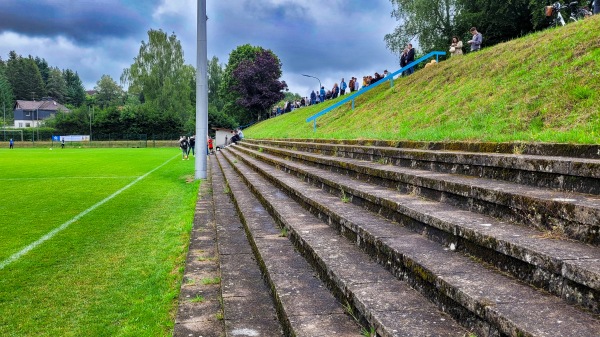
[179,136,189,159]
[340,78,347,95]
[207,137,213,154]
[348,78,355,93]
[450,36,463,57]
[310,90,317,105]
[594,0,599,14]
[61,139,65,149]
[189,136,196,156]
[406,44,415,75]
[354,77,359,91]
[468,27,483,52]
[319,86,326,103]
[332,83,339,99]
[9,138,14,149]
[400,48,408,76]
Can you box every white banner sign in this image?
[61,135,90,142]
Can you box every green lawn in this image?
[0,148,199,336]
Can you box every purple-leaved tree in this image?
[232,49,287,122]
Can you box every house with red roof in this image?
[13,98,70,128]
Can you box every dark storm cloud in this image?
[0,0,148,44]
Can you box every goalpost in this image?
[2,130,23,142]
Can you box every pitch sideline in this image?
[0,154,180,270]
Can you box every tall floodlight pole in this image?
[195,0,208,180]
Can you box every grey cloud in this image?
[0,1,148,44]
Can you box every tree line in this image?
[0,30,288,139]
[385,0,573,56]
[0,52,86,114]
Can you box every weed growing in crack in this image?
[190,295,205,303]
[201,277,221,285]
[512,143,526,155]
[279,227,288,237]
[361,326,376,337]
[197,256,215,262]
[341,190,351,203]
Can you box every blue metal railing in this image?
[306,51,446,131]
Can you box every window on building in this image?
[26,123,31,128]
[19,123,23,127]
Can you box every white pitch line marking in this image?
[0,176,140,181]
[0,154,179,270]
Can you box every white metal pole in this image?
[195,0,208,180]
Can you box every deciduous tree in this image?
[385,0,457,56]
[232,49,287,122]
[121,29,193,132]
[95,75,123,108]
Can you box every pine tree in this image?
[6,53,46,101]
[34,57,50,86]
[46,67,67,102]
[63,69,86,107]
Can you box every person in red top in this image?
[208,137,214,154]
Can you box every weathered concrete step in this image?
[214,153,361,336]
[209,156,283,336]
[229,145,600,314]
[245,139,600,195]
[248,138,600,159]
[219,151,469,337]
[223,147,600,337]
[174,162,224,337]
[239,142,600,246]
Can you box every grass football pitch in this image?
[0,147,199,336]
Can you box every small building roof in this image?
[15,99,70,112]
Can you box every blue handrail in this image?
[306,51,446,131]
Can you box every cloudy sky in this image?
[0,0,401,97]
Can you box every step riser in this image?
[241,142,600,246]
[229,146,599,315]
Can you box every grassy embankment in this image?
[246,15,600,144]
[0,148,198,336]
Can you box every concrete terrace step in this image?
[214,153,361,336]
[248,139,600,159]
[222,146,600,337]
[229,145,600,314]
[239,141,600,246]
[217,150,468,337]
[245,139,600,195]
[209,156,283,336]
[174,166,224,337]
